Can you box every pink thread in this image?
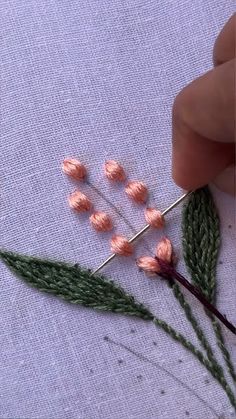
[137,237,173,275]
[145,208,164,228]
[125,181,148,204]
[104,160,126,182]
[136,256,160,276]
[68,190,92,212]
[89,211,113,232]
[156,237,172,264]
[110,235,133,256]
[62,158,87,181]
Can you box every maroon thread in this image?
[156,258,236,336]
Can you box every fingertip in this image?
[172,151,206,191]
[172,133,234,191]
[213,165,235,196]
[213,14,235,66]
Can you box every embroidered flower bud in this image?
[136,256,160,276]
[104,160,126,182]
[62,158,87,181]
[145,208,164,228]
[125,181,148,204]
[156,237,172,264]
[90,211,113,232]
[68,190,92,212]
[110,235,133,256]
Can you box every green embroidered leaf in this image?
[182,187,220,303]
[182,187,236,384]
[0,250,153,321]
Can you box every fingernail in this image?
[213,165,235,195]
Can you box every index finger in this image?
[172,59,235,190]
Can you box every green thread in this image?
[0,249,235,408]
[182,187,219,302]
[168,281,236,407]
[182,187,236,383]
[152,317,236,408]
[209,313,236,383]
[171,283,224,377]
[0,251,153,320]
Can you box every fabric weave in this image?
[0,1,235,418]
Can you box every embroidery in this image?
[125,180,148,204]
[89,211,113,232]
[104,160,126,182]
[1,169,235,410]
[0,248,235,408]
[182,187,236,383]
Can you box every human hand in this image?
[172,14,235,195]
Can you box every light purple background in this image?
[0,1,235,418]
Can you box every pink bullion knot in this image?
[136,257,160,276]
[90,211,113,232]
[110,235,133,256]
[104,160,126,182]
[125,181,148,204]
[145,208,164,228]
[62,158,87,181]
[68,190,92,212]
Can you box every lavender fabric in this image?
[0,1,235,418]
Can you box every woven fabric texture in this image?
[0,1,235,418]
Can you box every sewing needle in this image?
[92,190,192,275]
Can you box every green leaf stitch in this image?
[182,187,236,383]
[182,187,220,303]
[0,250,153,320]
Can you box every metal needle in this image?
[92,190,192,275]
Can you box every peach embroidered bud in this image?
[145,208,165,228]
[156,237,172,264]
[125,181,148,204]
[68,190,92,212]
[104,160,126,182]
[110,235,133,256]
[62,158,87,181]
[136,256,160,276]
[90,211,113,232]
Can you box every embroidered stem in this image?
[152,317,236,409]
[170,283,225,377]
[182,187,236,382]
[207,313,236,383]
[155,274,235,408]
